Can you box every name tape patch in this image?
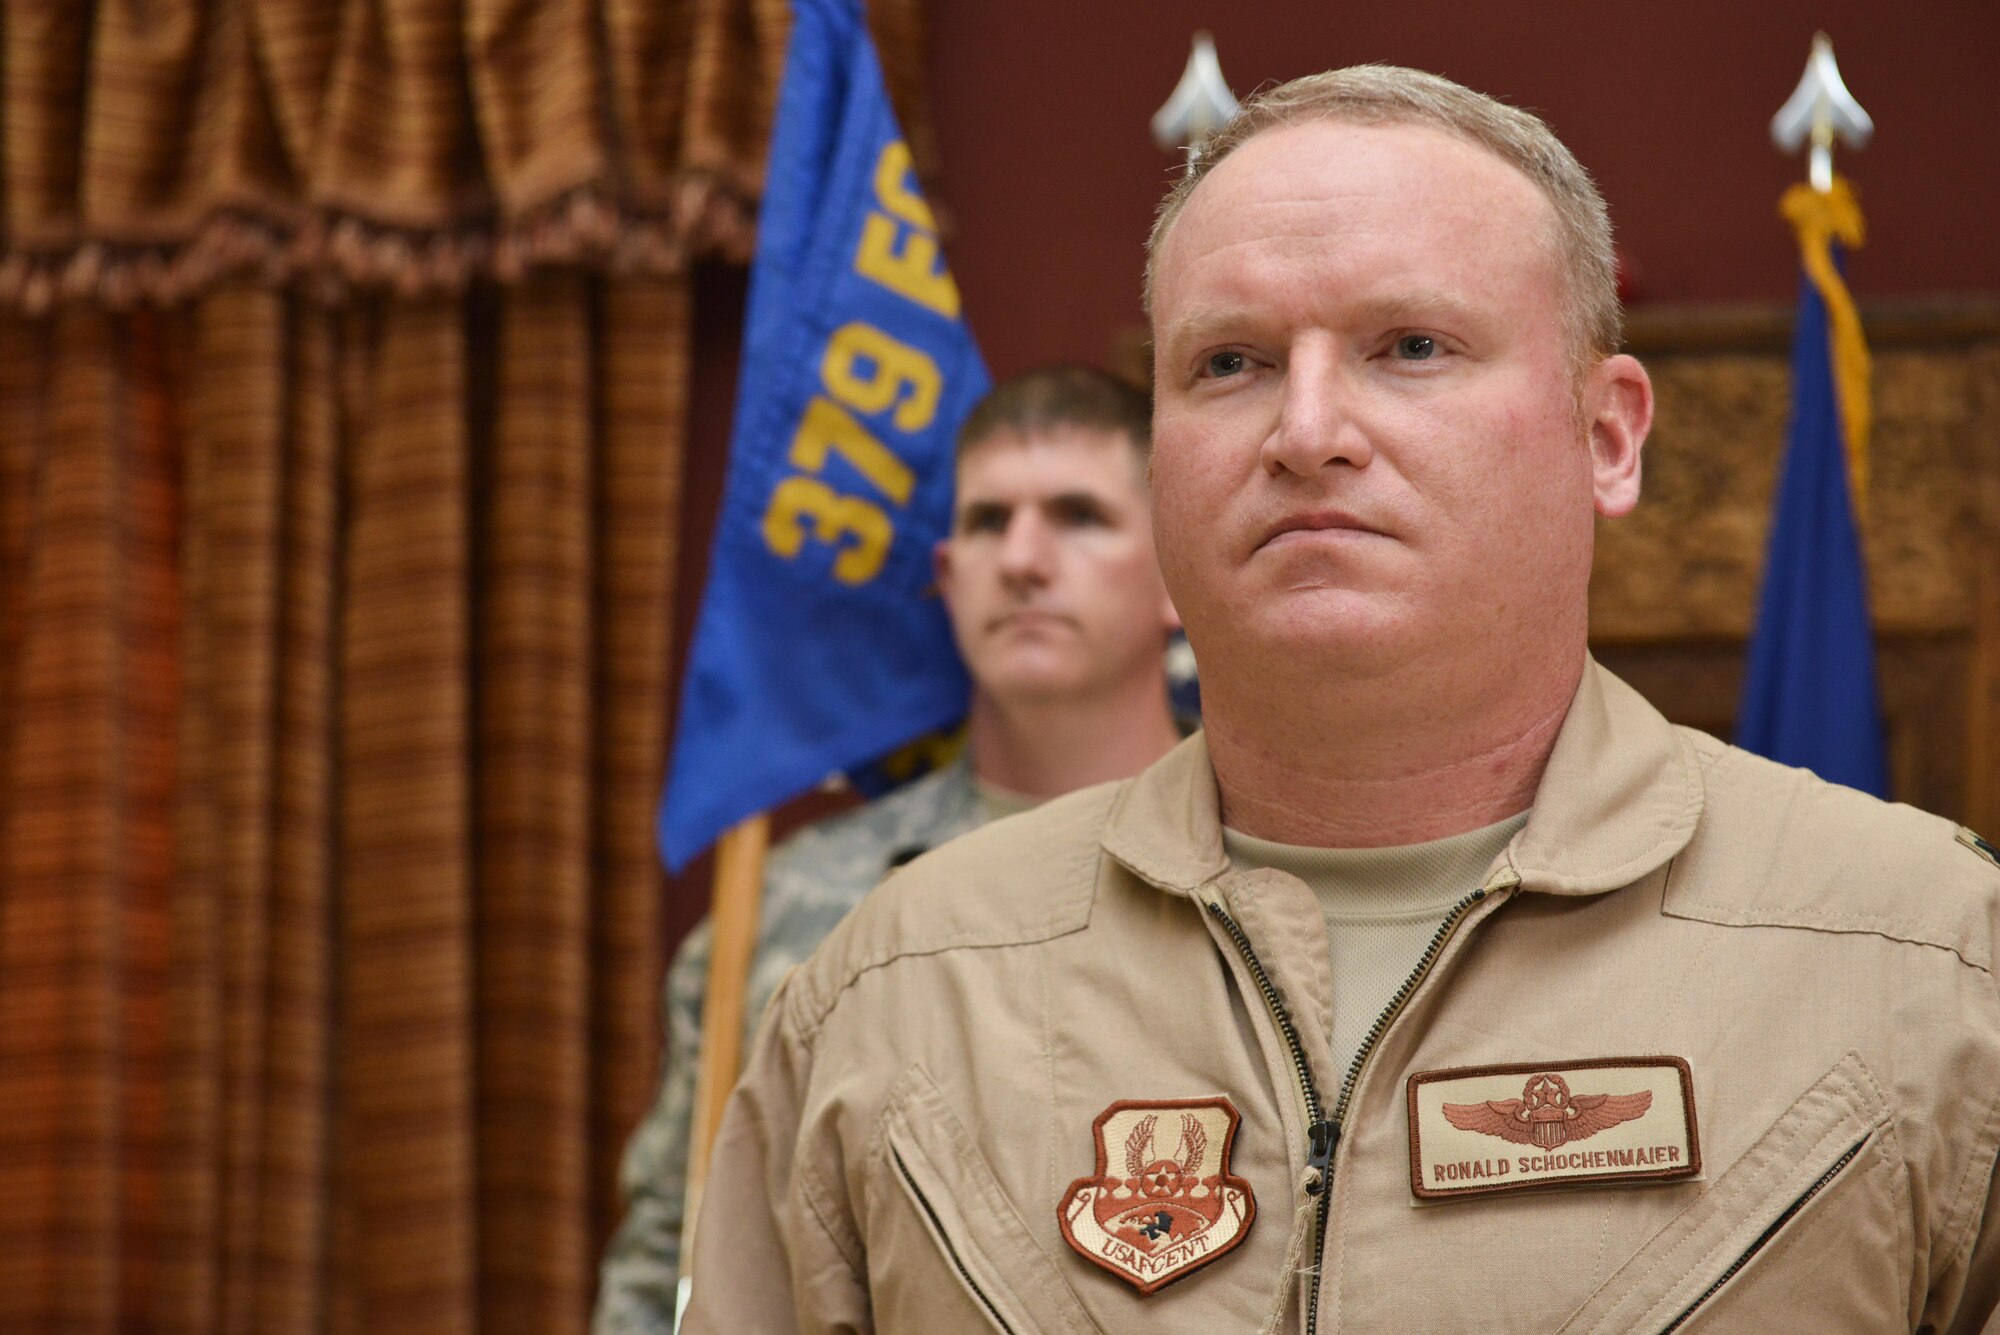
[1407,1057,1700,1201]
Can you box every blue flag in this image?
[658,0,989,870]
[1735,183,1886,795]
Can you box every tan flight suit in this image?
[684,661,2000,1333]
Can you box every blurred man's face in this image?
[1148,119,1635,679]
[935,427,1178,706]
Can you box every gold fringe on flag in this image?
[1780,178,1872,518]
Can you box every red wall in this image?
[927,0,2000,376]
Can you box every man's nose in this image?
[998,511,1053,585]
[1261,341,1374,477]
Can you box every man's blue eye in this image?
[1396,335,1436,360]
[1205,351,1246,377]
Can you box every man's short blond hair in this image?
[1145,65,1621,373]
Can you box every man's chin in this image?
[976,657,1091,705]
[1219,593,1423,673]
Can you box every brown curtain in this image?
[0,1,932,1332]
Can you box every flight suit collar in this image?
[1101,657,1704,899]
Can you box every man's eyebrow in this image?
[1348,291,1484,328]
[1043,490,1117,514]
[1159,291,1487,349]
[955,498,1011,526]
[1157,303,1259,351]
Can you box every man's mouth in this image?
[1258,509,1388,550]
[991,609,1073,633]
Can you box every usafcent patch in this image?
[1058,1097,1255,1294]
[1408,1057,1701,1201]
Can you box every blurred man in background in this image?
[593,364,1183,1332]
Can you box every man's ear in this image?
[1588,353,1651,519]
[933,538,956,609]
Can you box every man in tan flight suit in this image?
[682,66,2000,1333]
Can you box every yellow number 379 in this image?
[757,141,957,586]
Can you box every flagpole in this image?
[676,811,771,1321]
[1736,32,1889,798]
[1770,32,1876,516]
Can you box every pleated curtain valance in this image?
[0,0,936,311]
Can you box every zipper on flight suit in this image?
[892,1145,1017,1334]
[1206,882,1498,1335]
[1202,902,1333,1334]
[1653,1134,1869,1334]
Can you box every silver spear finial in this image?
[1770,32,1873,193]
[1152,32,1241,161]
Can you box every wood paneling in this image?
[1589,299,2000,829]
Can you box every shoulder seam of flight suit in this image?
[783,785,1116,1040]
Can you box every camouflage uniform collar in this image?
[892,751,981,854]
[1100,658,1703,900]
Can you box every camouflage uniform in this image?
[592,757,982,1334]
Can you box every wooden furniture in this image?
[1594,299,2000,831]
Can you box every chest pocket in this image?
[872,1065,1103,1335]
[1556,1051,1911,1335]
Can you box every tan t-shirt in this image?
[1223,812,1527,1085]
[971,775,1042,826]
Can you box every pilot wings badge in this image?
[1444,1071,1652,1149]
[1408,1057,1701,1201]
[1058,1097,1255,1294]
